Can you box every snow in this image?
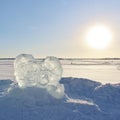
[0,58,120,120]
[63,64,120,84]
[0,58,120,84]
[66,97,95,106]
[0,60,14,80]
[0,78,120,120]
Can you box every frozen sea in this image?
[0,59,120,120]
[0,59,120,84]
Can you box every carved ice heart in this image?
[14,54,64,99]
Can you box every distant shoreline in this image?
[0,58,120,60]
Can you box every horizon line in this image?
[0,57,120,60]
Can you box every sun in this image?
[86,25,112,49]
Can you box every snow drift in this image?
[14,54,64,99]
[0,77,120,120]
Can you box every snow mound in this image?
[0,78,120,120]
[14,54,64,99]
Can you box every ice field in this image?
[0,59,120,84]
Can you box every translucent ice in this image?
[14,54,64,99]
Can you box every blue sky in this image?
[0,0,120,58]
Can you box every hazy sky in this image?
[0,0,120,58]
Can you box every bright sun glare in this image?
[86,25,112,49]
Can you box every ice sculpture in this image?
[14,54,64,99]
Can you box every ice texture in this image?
[117,65,120,70]
[14,54,64,99]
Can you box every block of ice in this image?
[14,54,64,99]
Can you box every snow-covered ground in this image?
[0,59,120,84]
[0,59,120,120]
[63,65,120,84]
[0,60,14,80]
